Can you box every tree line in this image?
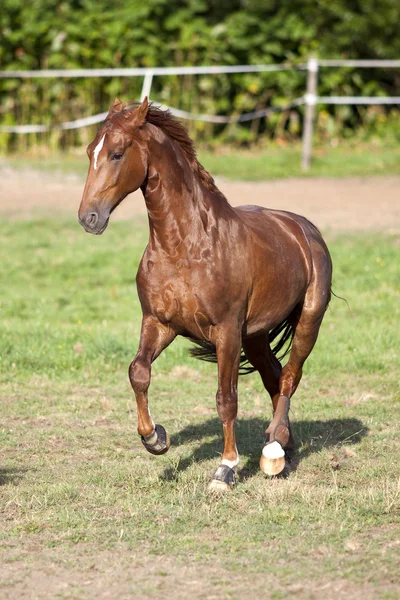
[1,0,399,151]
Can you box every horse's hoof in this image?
[141,424,170,455]
[208,479,231,493]
[260,441,286,476]
[208,464,236,492]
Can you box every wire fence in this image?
[1,59,399,168]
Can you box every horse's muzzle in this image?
[79,210,110,235]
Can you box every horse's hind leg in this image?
[262,269,331,475]
[129,316,175,455]
[242,334,295,473]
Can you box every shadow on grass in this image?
[0,466,29,486]
[161,417,367,482]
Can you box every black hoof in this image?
[141,424,170,455]
[209,464,236,491]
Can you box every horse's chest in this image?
[153,279,192,321]
[138,259,226,335]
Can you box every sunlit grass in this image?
[2,141,400,181]
[0,219,399,596]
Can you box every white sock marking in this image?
[221,455,240,469]
[93,133,106,170]
[143,428,157,446]
[263,441,285,460]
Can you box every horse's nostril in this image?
[86,212,98,227]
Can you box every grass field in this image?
[2,141,400,181]
[1,217,399,599]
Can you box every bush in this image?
[1,0,400,151]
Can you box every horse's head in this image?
[78,97,149,234]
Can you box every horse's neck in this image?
[141,129,230,255]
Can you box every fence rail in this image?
[301,58,400,168]
[318,59,400,68]
[0,64,300,79]
[1,59,399,168]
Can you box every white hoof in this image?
[260,441,286,476]
[262,441,285,460]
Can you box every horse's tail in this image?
[189,317,295,376]
[189,340,256,375]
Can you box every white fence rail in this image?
[0,64,299,78]
[1,59,399,169]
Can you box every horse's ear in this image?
[106,97,124,119]
[127,97,149,128]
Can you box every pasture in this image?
[0,168,399,599]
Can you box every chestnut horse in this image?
[79,97,332,491]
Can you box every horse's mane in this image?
[111,102,223,196]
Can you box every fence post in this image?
[140,70,154,101]
[301,57,318,170]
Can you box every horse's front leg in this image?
[129,315,175,455]
[209,326,241,492]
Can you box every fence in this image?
[301,59,400,169]
[1,59,400,169]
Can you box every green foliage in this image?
[1,0,400,150]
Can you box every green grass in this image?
[201,143,400,180]
[2,141,400,181]
[1,219,399,598]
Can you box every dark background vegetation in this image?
[1,0,400,151]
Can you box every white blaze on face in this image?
[93,133,106,170]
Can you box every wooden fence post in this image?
[140,70,154,101]
[301,57,319,170]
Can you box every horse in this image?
[78,97,332,491]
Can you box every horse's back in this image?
[235,204,330,263]
[235,204,320,236]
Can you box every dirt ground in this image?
[1,167,400,232]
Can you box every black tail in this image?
[189,317,295,376]
[331,287,352,315]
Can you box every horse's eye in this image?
[111,153,123,161]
